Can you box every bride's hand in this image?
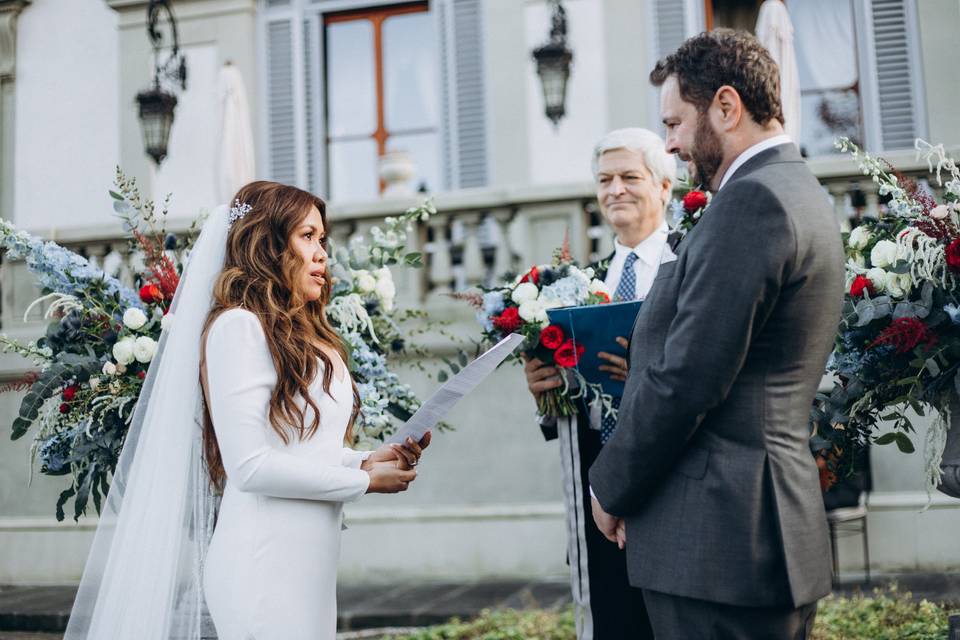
[362,433,432,471]
[364,461,417,494]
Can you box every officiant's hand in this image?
[523,357,563,400]
[591,495,625,550]
[597,336,629,382]
[365,461,417,494]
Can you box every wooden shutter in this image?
[653,0,688,61]
[866,0,926,150]
[437,0,488,189]
[266,19,297,184]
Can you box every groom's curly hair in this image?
[650,29,784,126]
[201,181,360,491]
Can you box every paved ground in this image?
[1,573,958,639]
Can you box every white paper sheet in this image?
[386,332,525,445]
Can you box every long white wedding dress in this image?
[202,308,371,640]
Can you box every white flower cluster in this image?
[846,229,915,299]
[350,266,396,312]
[507,265,611,328]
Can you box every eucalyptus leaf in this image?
[875,432,898,445]
[438,370,448,383]
[895,432,915,453]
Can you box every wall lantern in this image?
[532,0,573,127]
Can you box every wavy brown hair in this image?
[201,181,360,491]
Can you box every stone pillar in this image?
[0,1,29,224]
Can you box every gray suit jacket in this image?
[589,144,844,609]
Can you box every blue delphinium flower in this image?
[670,200,686,227]
[479,291,505,332]
[0,220,141,309]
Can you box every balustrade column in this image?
[426,215,452,295]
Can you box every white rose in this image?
[122,307,148,330]
[102,361,117,376]
[847,225,872,250]
[375,276,396,302]
[885,271,912,298]
[866,267,887,293]
[374,267,392,282]
[160,313,174,331]
[354,270,376,294]
[518,299,548,326]
[511,282,540,304]
[88,376,101,391]
[847,253,866,270]
[931,204,950,220]
[133,336,158,363]
[112,338,136,365]
[870,240,899,268]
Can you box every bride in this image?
[63,181,428,640]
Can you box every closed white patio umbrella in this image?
[216,61,255,203]
[756,0,801,145]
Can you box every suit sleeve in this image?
[206,310,370,501]
[589,181,796,516]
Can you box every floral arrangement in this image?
[669,180,711,239]
[459,239,613,418]
[1,173,446,520]
[810,138,960,491]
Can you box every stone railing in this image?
[0,148,948,341]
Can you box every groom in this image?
[589,30,844,638]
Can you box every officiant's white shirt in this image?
[717,134,794,191]
[604,221,675,300]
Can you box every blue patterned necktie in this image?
[601,252,638,444]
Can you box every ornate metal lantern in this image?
[136,0,187,166]
[532,0,573,127]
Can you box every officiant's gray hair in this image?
[591,128,677,188]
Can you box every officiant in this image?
[524,128,677,640]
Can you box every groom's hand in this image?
[597,336,629,382]
[591,494,624,549]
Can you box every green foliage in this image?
[366,592,952,640]
[811,586,950,640]
[393,608,575,640]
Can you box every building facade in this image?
[0,0,959,584]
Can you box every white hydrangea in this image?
[122,307,148,330]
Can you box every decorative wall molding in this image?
[0,0,29,81]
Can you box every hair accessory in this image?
[228,200,252,226]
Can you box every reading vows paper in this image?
[386,333,525,445]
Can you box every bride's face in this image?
[288,206,329,302]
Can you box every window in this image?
[323,4,440,201]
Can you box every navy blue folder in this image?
[546,300,642,397]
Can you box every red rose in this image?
[540,325,565,350]
[520,266,540,285]
[137,371,146,380]
[493,306,522,333]
[682,190,708,213]
[849,275,875,298]
[593,291,610,304]
[947,240,960,271]
[554,339,586,368]
[139,283,163,304]
[59,403,70,414]
[62,385,78,402]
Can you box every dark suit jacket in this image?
[589,144,844,608]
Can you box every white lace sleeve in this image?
[205,309,370,501]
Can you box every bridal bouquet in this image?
[1,173,445,520]
[458,239,613,418]
[811,138,960,490]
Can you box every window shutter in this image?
[867,0,925,150]
[437,0,488,190]
[303,18,318,193]
[266,19,297,184]
[653,0,687,61]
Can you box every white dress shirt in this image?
[604,222,676,301]
[717,134,794,191]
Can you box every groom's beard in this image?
[691,113,724,189]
